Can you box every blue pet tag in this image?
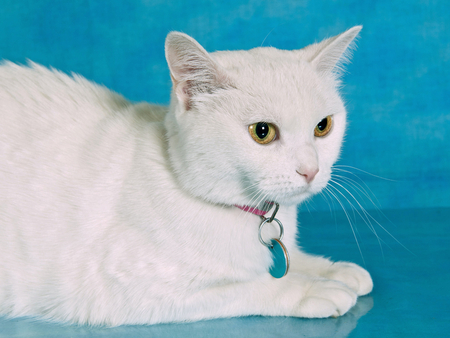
[268,238,290,278]
[257,202,290,278]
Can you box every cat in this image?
[0,26,373,326]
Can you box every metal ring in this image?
[258,217,284,248]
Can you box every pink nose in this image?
[297,168,319,183]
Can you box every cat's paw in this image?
[324,262,373,296]
[296,279,357,318]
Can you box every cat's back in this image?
[0,62,167,156]
[0,62,131,132]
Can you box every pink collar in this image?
[235,201,274,217]
[235,204,269,216]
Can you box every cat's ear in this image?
[165,32,231,111]
[309,26,362,76]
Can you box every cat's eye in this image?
[248,122,277,144]
[314,115,333,137]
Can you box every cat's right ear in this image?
[165,32,231,111]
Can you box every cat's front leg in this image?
[288,250,373,296]
[180,273,358,321]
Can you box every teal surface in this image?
[1,208,448,337]
[0,0,449,337]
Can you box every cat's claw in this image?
[296,279,358,318]
[324,262,373,296]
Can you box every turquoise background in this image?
[1,0,448,211]
[0,1,449,337]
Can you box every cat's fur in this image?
[0,26,372,326]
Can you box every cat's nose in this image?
[297,168,319,183]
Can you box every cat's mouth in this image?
[238,170,329,207]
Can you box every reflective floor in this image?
[1,207,448,337]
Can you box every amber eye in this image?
[314,115,333,137]
[248,122,277,144]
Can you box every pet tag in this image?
[268,238,290,278]
[258,203,290,278]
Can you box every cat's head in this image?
[164,27,361,208]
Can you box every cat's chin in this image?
[274,184,328,206]
[237,191,314,208]
[276,192,314,206]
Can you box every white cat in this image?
[0,26,372,326]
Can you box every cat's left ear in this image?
[309,26,362,76]
[165,32,231,111]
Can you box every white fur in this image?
[0,26,372,326]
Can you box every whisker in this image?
[332,168,385,209]
[240,181,263,196]
[329,169,415,256]
[238,187,270,223]
[320,189,340,232]
[331,175,386,230]
[332,174,379,207]
[323,185,366,264]
[333,165,398,182]
[332,169,402,232]
[328,180,386,258]
[260,27,277,47]
[319,189,337,215]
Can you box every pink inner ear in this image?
[175,80,192,111]
[166,33,235,112]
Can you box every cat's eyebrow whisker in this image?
[260,27,277,47]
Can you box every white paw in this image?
[324,262,373,296]
[296,279,357,318]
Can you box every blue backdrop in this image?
[1,0,448,212]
